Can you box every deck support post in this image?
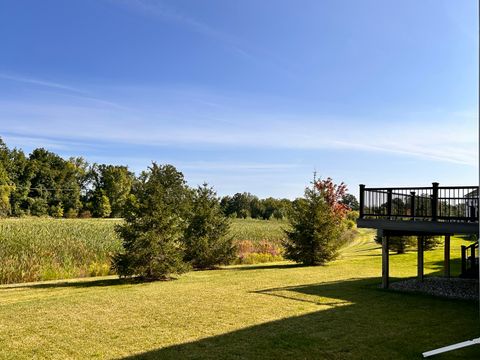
[461,245,467,276]
[380,229,389,289]
[418,236,424,281]
[444,235,450,278]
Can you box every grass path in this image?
[0,229,478,359]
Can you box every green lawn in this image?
[0,229,478,359]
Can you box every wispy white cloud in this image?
[0,73,129,110]
[1,95,476,167]
[332,140,475,166]
[3,135,72,151]
[0,75,476,168]
[115,0,249,53]
[0,73,85,94]
[113,0,297,79]
[178,161,301,171]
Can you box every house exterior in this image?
[464,188,478,221]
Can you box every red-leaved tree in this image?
[314,177,350,218]
[283,175,353,265]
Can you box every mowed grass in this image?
[0,218,288,284]
[0,229,478,359]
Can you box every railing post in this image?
[410,191,416,219]
[432,182,439,221]
[359,184,365,219]
[387,189,392,219]
[469,205,476,222]
[461,245,467,275]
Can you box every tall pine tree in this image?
[284,177,349,265]
[112,163,191,280]
[183,184,234,269]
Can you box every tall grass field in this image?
[0,218,290,284]
[0,218,123,284]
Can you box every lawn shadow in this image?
[1,276,132,290]
[120,277,479,360]
[426,257,463,278]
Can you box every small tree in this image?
[0,162,14,217]
[112,163,191,280]
[375,235,415,254]
[420,236,442,251]
[65,208,78,218]
[183,184,235,269]
[90,191,112,218]
[374,235,441,253]
[284,176,349,265]
[29,197,49,216]
[341,193,359,211]
[50,203,64,218]
[98,195,112,218]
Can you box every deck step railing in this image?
[461,241,479,278]
[359,183,479,223]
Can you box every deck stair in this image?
[460,241,479,279]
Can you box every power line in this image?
[13,186,80,192]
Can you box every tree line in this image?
[0,138,360,220]
[0,138,135,218]
[0,138,361,279]
[221,192,357,220]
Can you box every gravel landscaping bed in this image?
[389,277,479,301]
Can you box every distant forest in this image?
[0,138,358,218]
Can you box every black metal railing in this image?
[461,241,479,278]
[359,183,479,222]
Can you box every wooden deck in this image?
[359,183,478,224]
[357,218,478,235]
[356,183,479,289]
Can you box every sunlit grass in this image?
[0,228,477,359]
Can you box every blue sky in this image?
[0,0,477,198]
